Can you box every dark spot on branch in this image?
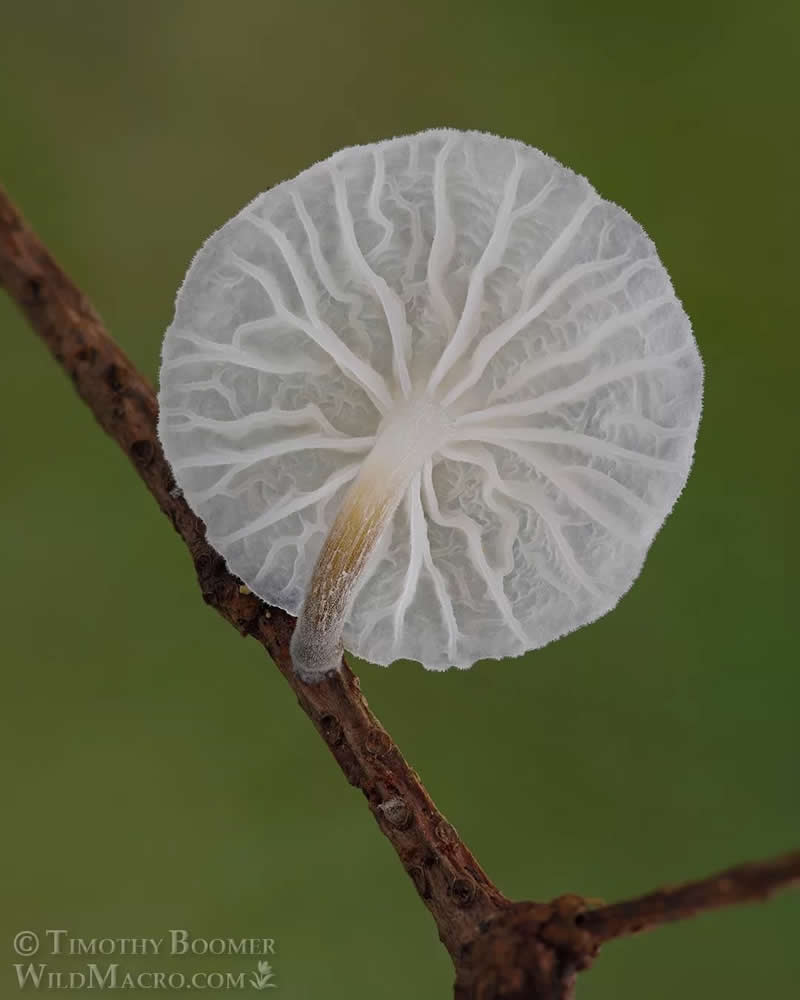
[319,713,343,746]
[75,345,97,365]
[451,877,477,908]
[106,362,123,392]
[408,864,431,899]
[131,439,154,465]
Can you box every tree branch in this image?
[0,182,508,960]
[579,850,800,943]
[2,181,797,998]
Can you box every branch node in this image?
[378,797,413,830]
[364,726,392,757]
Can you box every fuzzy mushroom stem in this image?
[290,394,453,682]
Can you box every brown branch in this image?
[0,182,508,960]
[2,181,797,999]
[579,849,800,943]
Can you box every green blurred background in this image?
[1,2,798,997]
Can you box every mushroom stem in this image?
[290,396,451,682]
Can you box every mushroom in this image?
[158,129,703,682]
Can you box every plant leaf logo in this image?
[250,959,278,990]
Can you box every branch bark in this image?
[2,182,797,999]
[580,850,800,943]
[0,183,508,961]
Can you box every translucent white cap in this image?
[158,129,703,672]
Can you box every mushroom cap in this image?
[158,129,703,670]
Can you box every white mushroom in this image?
[157,129,703,682]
